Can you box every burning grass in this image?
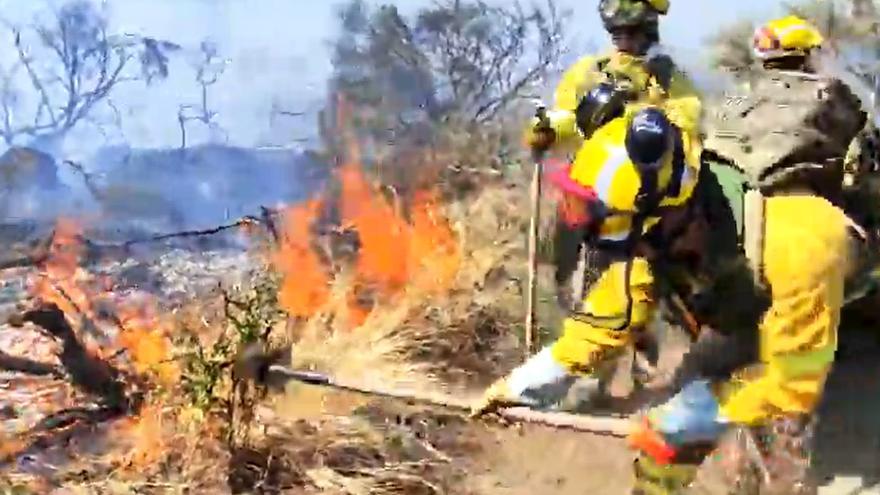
[0,143,534,493]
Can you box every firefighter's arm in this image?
[661,72,703,139]
[525,55,603,153]
[471,259,654,416]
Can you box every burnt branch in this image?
[115,216,261,248]
[0,349,62,377]
[0,403,131,466]
[9,302,128,409]
[0,209,281,274]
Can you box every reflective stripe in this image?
[507,346,568,397]
[599,229,631,242]
[595,145,629,204]
[772,343,836,379]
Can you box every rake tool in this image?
[232,343,631,437]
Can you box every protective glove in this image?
[646,379,729,447]
[524,107,556,153]
[469,377,523,418]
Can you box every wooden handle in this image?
[525,160,543,357]
[324,379,632,437]
[271,366,632,437]
[499,407,631,437]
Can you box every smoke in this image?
[658,43,739,99]
[0,0,335,238]
[815,45,880,127]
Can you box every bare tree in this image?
[323,0,568,159]
[415,0,566,124]
[0,0,179,147]
[177,40,228,150]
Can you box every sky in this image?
[0,0,791,156]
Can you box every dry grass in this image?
[0,172,536,494]
[284,176,531,391]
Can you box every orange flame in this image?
[29,217,95,321]
[272,160,461,330]
[20,217,181,468]
[28,218,178,383]
[112,403,165,471]
[408,190,460,293]
[115,297,180,386]
[273,199,331,317]
[339,164,410,293]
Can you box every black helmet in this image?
[625,107,672,172]
[598,0,667,32]
[575,82,628,138]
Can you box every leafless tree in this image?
[0,0,179,147]
[324,0,568,159]
[177,40,228,150]
[415,0,566,124]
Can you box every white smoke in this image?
[815,45,880,128]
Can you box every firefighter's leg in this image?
[551,258,655,400]
[632,444,711,495]
[690,417,818,495]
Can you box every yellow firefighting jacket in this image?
[544,47,703,154]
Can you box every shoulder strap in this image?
[644,53,675,92]
[703,154,764,282]
[742,188,765,283]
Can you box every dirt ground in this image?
[465,423,631,495]
[380,325,880,495]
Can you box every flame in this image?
[272,160,461,330]
[29,217,96,322]
[115,297,180,386]
[24,217,179,466]
[339,164,410,293]
[273,199,331,318]
[28,218,178,384]
[408,190,460,293]
[112,403,165,470]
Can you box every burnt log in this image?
[8,302,129,409]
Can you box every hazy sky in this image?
[0,0,790,155]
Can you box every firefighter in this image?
[628,15,865,494]
[536,0,703,313]
[475,15,867,495]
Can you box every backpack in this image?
[702,69,867,284]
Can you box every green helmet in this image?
[598,0,668,31]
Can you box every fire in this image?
[339,164,411,293]
[408,190,460,293]
[115,296,180,386]
[29,217,97,322]
[28,217,178,383]
[273,199,331,318]
[22,216,179,464]
[272,162,461,329]
[112,403,166,471]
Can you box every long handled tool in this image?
[233,344,631,437]
[524,106,549,357]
